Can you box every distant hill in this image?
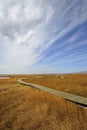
[75,71,87,74]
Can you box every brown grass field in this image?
[0,74,87,130]
[24,74,87,97]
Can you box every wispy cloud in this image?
[0,0,87,73]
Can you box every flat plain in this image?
[0,74,87,130]
[24,74,87,97]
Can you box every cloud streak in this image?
[0,0,87,73]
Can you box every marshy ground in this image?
[0,74,87,130]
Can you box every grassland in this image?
[24,74,87,97]
[0,75,87,130]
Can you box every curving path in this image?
[18,78,87,107]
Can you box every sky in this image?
[0,0,87,74]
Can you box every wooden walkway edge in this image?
[18,79,87,107]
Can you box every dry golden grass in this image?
[0,76,87,130]
[25,74,87,97]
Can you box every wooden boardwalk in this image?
[18,79,87,107]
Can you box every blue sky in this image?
[0,0,87,74]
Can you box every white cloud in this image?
[0,0,53,73]
[45,6,54,24]
[16,30,35,45]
